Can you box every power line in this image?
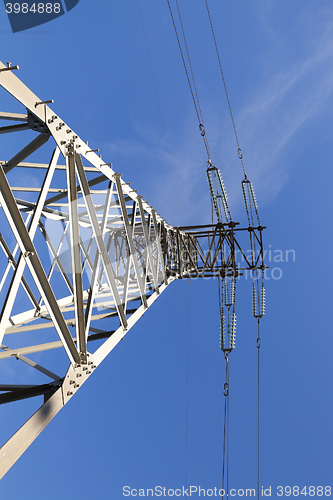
[204,0,246,178]
[257,321,261,500]
[137,0,183,224]
[166,0,211,161]
[185,278,190,489]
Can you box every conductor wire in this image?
[204,0,246,178]
[257,320,261,500]
[137,0,183,224]
[185,278,190,489]
[166,0,211,161]
[222,355,230,499]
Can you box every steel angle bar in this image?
[37,221,70,309]
[75,154,128,329]
[209,230,229,272]
[137,197,159,292]
[0,112,28,121]
[177,232,199,277]
[4,132,50,174]
[151,210,167,285]
[0,233,39,309]
[93,280,170,367]
[38,220,74,295]
[176,228,183,278]
[0,385,35,390]
[0,164,80,365]
[0,123,30,134]
[199,224,220,276]
[0,241,19,293]
[43,173,107,207]
[187,234,199,268]
[0,338,67,359]
[114,235,127,277]
[85,181,113,337]
[0,148,60,345]
[0,388,64,480]
[0,214,33,294]
[0,382,60,405]
[79,236,95,273]
[233,237,253,269]
[81,232,95,274]
[0,344,60,380]
[66,151,86,359]
[0,349,96,480]
[115,175,148,309]
[13,162,98,172]
[122,201,137,312]
[189,237,207,265]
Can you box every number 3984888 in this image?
[5,3,61,14]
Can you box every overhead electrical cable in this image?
[204,0,246,178]
[222,356,230,500]
[167,0,233,227]
[166,0,211,161]
[137,0,183,224]
[185,278,190,489]
[257,321,261,500]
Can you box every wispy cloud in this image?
[105,9,333,226]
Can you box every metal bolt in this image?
[67,391,73,396]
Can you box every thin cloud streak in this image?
[105,15,333,225]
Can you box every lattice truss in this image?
[0,61,265,478]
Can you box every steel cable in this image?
[166,0,211,161]
[137,0,183,224]
[204,0,246,177]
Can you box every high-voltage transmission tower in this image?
[0,61,265,479]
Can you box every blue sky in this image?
[0,1,333,498]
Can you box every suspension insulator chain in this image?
[207,163,231,224]
[220,275,237,353]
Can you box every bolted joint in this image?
[24,250,34,258]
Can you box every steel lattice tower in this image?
[0,61,265,478]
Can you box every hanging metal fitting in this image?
[257,337,261,348]
[199,123,205,136]
[223,382,229,396]
[238,148,243,160]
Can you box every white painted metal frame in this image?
[0,61,182,479]
[0,61,265,479]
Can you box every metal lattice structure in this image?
[0,61,265,478]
